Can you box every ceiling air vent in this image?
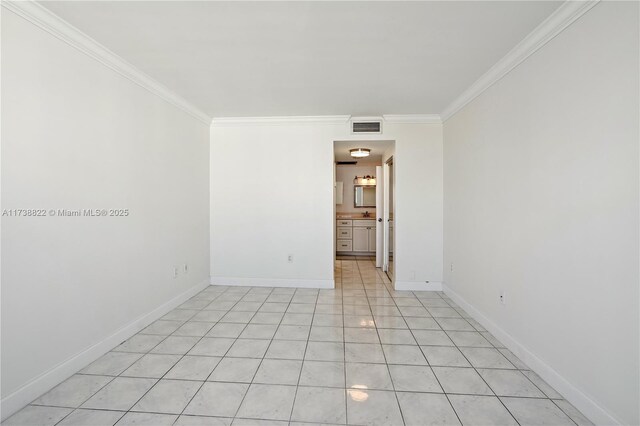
[351,119,382,134]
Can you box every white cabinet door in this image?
[367,227,376,252]
[352,227,369,252]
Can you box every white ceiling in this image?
[334,140,393,164]
[40,1,561,118]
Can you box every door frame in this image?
[382,158,391,272]
[375,165,383,268]
[333,139,395,286]
[384,156,394,279]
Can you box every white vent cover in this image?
[351,119,382,134]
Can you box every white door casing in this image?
[375,165,383,267]
[383,162,390,271]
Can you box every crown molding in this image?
[2,0,211,124]
[211,115,351,126]
[351,116,383,122]
[211,114,444,126]
[441,0,600,122]
[383,114,442,124]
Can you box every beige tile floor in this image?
[3,259,593,426]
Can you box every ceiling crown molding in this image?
[383,114,442,124]
[211,116,351,126]
[441,0,600,122]
[211,114,444,126]
[2,0,211,124]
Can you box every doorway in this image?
[333,140,395,287]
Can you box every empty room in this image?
[1,1,638,425]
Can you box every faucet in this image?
[364,211,370,218]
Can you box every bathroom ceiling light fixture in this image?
[350,148,371,158]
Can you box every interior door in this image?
[375,165,383,267]
[386,158,394,280]
[383,162,390,272]
[333,161,337,261]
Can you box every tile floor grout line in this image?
[287,288,319,424]
[410,291,472,426]
[57,287,222,425]
[421,291,564,426]
[31,387,569,415]
[447,325,574,426]
[403,289,459,422]
[166,285,256,425]
[179,286,273,423]
[551,399,583,426]
[51,286,232,426]
[361,258,408,426]
[49,375,122,426]
[8,260,588,426]
[159,286,249,425]
[454,342,525,426]
[341,260,350,426]
[229,285,298,422]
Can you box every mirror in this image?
[354,185,376,208]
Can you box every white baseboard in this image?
[211,276,334,289]
[442,283,621,426]
[336,252,375,256]
[395,281,442,291]
[0,279,210,421]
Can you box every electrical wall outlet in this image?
[450,263,454,272]
[173,267,179,279]
[499,290,506,305]
[183,263,188,273]
[288,255,294,263]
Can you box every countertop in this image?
[336,213,376,219]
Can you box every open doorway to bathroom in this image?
[333,140,394,289]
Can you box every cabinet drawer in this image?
[337,219,353,227]
[353,219,376,227]
[336,240,352,252]
[337,227,352,239]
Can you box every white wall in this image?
[211,119,443,289]
[1,9,210,418]
[443,3,639,425]
[387,122,443,289]
[335,164,378,214]
[210,121,338,288]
